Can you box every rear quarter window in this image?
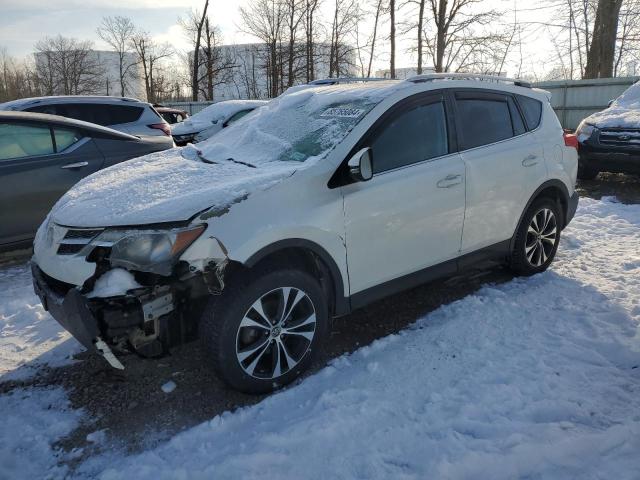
[516,95,543,131]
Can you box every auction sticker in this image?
[320,107,365,118]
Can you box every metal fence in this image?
[533,77,638,130]
[166,76,640,130]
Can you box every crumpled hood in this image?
[586,106,640,129]
[50,147,297,228]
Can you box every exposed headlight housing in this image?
[575,121,596,142]
[92,225,205,276]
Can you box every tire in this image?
[199,265,328,394]
[510,197,562,276]
[577,163,599,180]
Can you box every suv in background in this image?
[575,80,640,179]
[154,104,189,125]
[31,75,578,394]
[0,96,174,143]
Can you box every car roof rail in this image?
[405,73,532,88]
[308,77,389,85]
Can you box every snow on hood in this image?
[51,81,407,228]
[171,100,268,135]
[50,146,298,228]
[584,81,640,129]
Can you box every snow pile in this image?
[584,81,640,128]
[87,268,143,298]
[0,264,79,380]
[0,387,83,479]
[171,100,268,136]
[88,197,640,480]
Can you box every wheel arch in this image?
[509,180,570,253]
[244,239,350,317]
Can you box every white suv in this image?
[31,75,579,393]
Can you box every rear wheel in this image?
[510,198,562,276]
[199,266,328,394]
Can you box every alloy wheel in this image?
[525,208,558,267]
[235,287,316,380]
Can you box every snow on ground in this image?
[1,197,639,479]
[0,264,80,380]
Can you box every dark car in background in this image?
[575,80,640,179]
[0,96,174,143]
[0,111,173,251]
[154,104,189,124]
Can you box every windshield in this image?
[613,81,640,109]
[197,83,401,166]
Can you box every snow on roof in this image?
[171,100,268,135]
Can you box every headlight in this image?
[575,121,596,142]
[94,225,205,276]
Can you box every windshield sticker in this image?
[320,107,365,118]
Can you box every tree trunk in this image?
[584,0,623,78]
[417,0,425,74]
[389,0,396,78]
[191,0,210,100]
[435,0,447,72]
[367,0,382,77]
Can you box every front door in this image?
[0,122,104,246]
[342,93,466,296]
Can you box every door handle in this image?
[61,161,89,169]
[522,154,538,167]
[437,174,462,188]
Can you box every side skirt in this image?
[348,239,511,312]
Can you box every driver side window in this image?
[371,100,448,174]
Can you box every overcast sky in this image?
[0,0,556,78]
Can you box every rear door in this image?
[0,122,104,245]
[342,92,466,295]
[453,89,547,253]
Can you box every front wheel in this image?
[510,198,562,276]
[199,267,328,394]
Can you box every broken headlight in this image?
[93,225,205,276]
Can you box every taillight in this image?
[563,132,578,149]
[148,123,171,136]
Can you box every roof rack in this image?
[308,77,388,86]
[405,73,532,88]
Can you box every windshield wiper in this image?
[224,157,256,168]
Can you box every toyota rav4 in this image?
[31,74,579,393]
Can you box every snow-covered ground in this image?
[1,197,639,479]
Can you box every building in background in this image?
[34,50,145,100]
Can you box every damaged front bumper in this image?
[31,263,124,369]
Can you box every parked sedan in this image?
[0,111,173,251]
[575,80,640,179]
[171,100,268,146]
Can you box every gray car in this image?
[0,111,173,250]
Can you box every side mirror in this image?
[347,147,373,182]
[608,99,615,107]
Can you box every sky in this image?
[0,0,558,79]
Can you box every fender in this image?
[509,179,570,253]
[245,238,350,316]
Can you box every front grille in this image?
[56,227,103,256]
[599,128,640,147]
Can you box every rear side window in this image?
[0,123,54,160]
[371,101,448,174]
[53,128,83,152]
[516,95,542,131]
[455,95,517,149]
[225,109,253,126]
[27,103,143,126]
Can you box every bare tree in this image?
[0,48,39,102]
[328,0,360,77]
[304,0,321,82]
[97,16,136,96]
[188,1,210,100]
[34,35,104,95]
[421,0,503,73]
[584,0,624,77]
[614,0,640,76]
[367,0,384,77]
[130,31,173,103]
[389,0,396,78]
[240,0,286,97]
